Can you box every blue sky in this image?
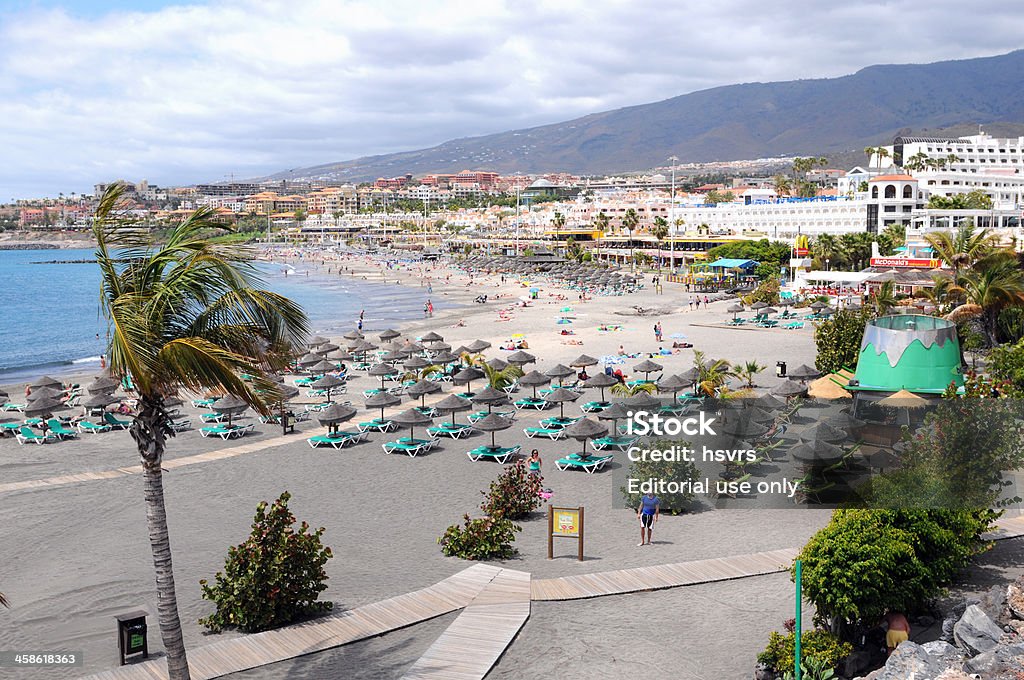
[1,0,1023,200]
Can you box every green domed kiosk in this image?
[850,314,964,396]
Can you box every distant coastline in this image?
[0,242,61,250]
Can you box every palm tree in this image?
[925,224,997,279]
[733,360,765,388]
[622,209,639,270]
[812,234,838,269]
[551,211,566,231]
[593,211,610,263]
[651,217,669,269]
[93,184,309,680]
[610,381,656,397]
[915,275,956,313]
[903,151,931,172]
[947,250,1024,345]
[772,174,791,197]
[480,361,523,391]
[692,350,733,397]
[871,280,898,316]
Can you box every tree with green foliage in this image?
[869,280,897,316]
[927,190,993,211]
[742,277,780,306]
[692,350,733,397]
[621,440,700,514]
[480,460,544,520]
[551,211,566,230]
[947,250,1024,345]
[925,223,997,279]
[733,360,766,388]
[813,308,871,374]
[199,492,333,633]
[706,239,791,268]
[704,190,735,205]
[796,509,992,636]
[93,184,308,679]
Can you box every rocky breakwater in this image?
[0,242,59,250]
[858,579,1024,679]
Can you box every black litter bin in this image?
[116,610,149,665]
[776,361,787,378]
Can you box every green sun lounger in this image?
[77,420,111,434]
[468,410,514,422]
[524,426,565,440]
[103,412,132,430]
[382,439,433,456]
[2,403,26,412]
[427,423,475,439]
[514,397,550,411]
[0,421,23,434]
[46,418,79,439]
[554,454,613,473]
[591,435,639,452]
[466,444,521,463]
[308,430,367,449]
[199,423,253,440]
[358,418,398,433]
[16,426,57,445]
[540,416,579,429]
[580,401,610,413]
[200,412,227,423]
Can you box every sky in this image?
[1,0,1023,199]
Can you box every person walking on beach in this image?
[704,295,709,307]
[637,491,659,546]
[654,322,663,342]
[688,297,693,310]
[427,300,434,317]
[424,302,429,317]
[527,449,542,475]
[694,297,700,310]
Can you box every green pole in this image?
[795,559,803,680]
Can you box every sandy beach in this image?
[0,251,926,678]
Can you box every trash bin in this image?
[776,361,787,378]
[116,610,149,665]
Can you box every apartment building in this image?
[306,185,360,215]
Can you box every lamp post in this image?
[668,155,678,274]
[515,182,521,256]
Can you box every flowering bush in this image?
[480,460,544,520]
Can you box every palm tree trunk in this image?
[133,399,191,680]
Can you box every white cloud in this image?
[0,0,1022,197]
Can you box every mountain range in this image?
[266,49,1024,183]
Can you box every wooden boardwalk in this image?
[531,548,798,601]
[402,569,531,679]
[79,564,502,680]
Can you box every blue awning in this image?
[705,258,758,269]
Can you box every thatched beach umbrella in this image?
[622,392,661,411]
[722,418,769,438]
[809,301,829,311]
[727,303,745,319]
[545,364,576,386]
[877,389,929,409]
[465,339,491,353]
[407,379,441,410]
[753,393,786,411]
[433,394,472,426]
[472,412,513,450]
[379,329,401,341]
[86,377,120,394]
[799,421,847,444]
[308,335,330,346]
[310,374,346,403]
[28,386,63,402]
[309,359,336,375]
[211,394,248,427]
[596,402,630,433]
[772,380,807,398]
[342,330,363,341]
[379,350,407,364]
[83,392,120,409]
[365,391,401,423]
[787,364,821,381]
[676,368,701,390]
[570,354,598,368]
[518,370,551,399]
[24,396,67,419]
[486,357,509,371]
[431,351,459,365]
[657,374,689,403]
[544,386,581,419]
[298,352,321,368]
[420,331,444,342]
[563,417,609,460]
[452,367,485,396]
[316,403,357,435]
[326,349,353,363]
[808,376,852,400]
[584,372,618,404]
[368,362,399,389]
[315,342,340,354]
[389,408,434,442]
[827,411,866,430]
[30,376,63,390]
[471,385,510,412]
[506,350,536,367]
[790,441,845,465]
[427,341,452,353]
[633,359,663,381]
[750,301,769,311]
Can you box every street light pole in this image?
[669,155,678,275]
[515,183,521,256]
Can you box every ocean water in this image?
[0,249,448,384]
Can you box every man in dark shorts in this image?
[637,491,660,546]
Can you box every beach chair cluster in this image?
[199,423,255,440]
[307,429,368,449]
[524,415,580,440]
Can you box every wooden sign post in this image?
[548,505,584,561]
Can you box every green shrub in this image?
[813,308,871,374]
[199,492,333,633]
[796,509,991,629]
[757,628,851,675]
[439,514,520,560]
[620,439,700,514]
[742,277,780,306]
[480,460,544,520]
